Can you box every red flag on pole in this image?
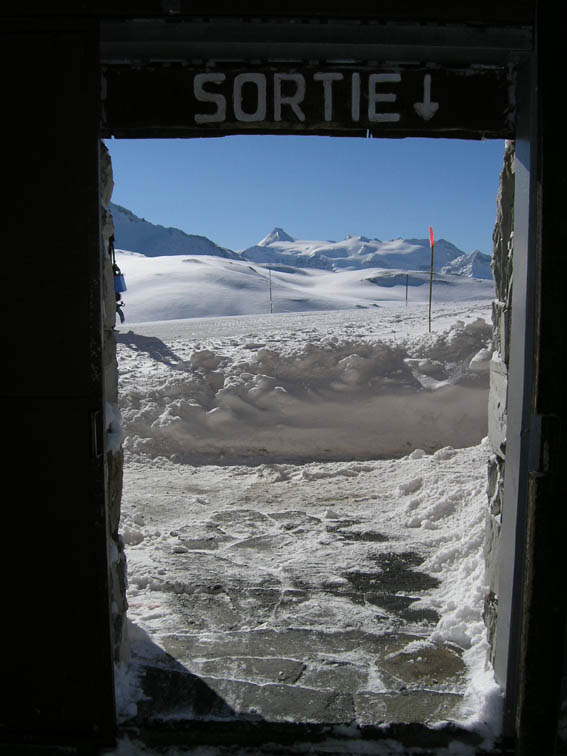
[428,227,434,332]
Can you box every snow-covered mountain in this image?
[110,204,492,280]
[243,228,489,276]
[441,250,492,279]
[257,227,296,245]
[110,206,494,322]
[110,202,238,259]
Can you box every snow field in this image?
[115,250,494,323]
[114,301,501,747]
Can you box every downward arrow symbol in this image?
[414,74,439,120]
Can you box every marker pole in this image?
[428,227,434,332]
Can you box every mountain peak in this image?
[258,227,296,246]
[109,201,238,259]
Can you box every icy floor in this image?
[121,442,493,718]
[111,302,502,754]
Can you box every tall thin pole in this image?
[428,226,434,332]
[269,268,273,314]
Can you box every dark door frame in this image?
[3,5,565,754]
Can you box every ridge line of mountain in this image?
[110,201,492,279]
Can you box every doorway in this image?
[106,132,507,745]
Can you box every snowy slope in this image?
[110,202,238,258]
[115,250,494,323]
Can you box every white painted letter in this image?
[351,73,360,122]
[413,74,439,120]
[368,73,401,123]
[233,73,267,122]
[194,73,226,123]
[274,73,306,121]
[313,72,344,121]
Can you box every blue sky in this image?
[104,135,505,255]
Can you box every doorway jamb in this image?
[492,53,539,739]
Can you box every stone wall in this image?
[101,141,129,664]
[484,140,515,661]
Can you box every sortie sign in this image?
[192,70,429,124]
[103,65,512,138]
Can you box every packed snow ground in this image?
[112,301,501,754]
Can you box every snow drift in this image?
[118,305,492,464]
